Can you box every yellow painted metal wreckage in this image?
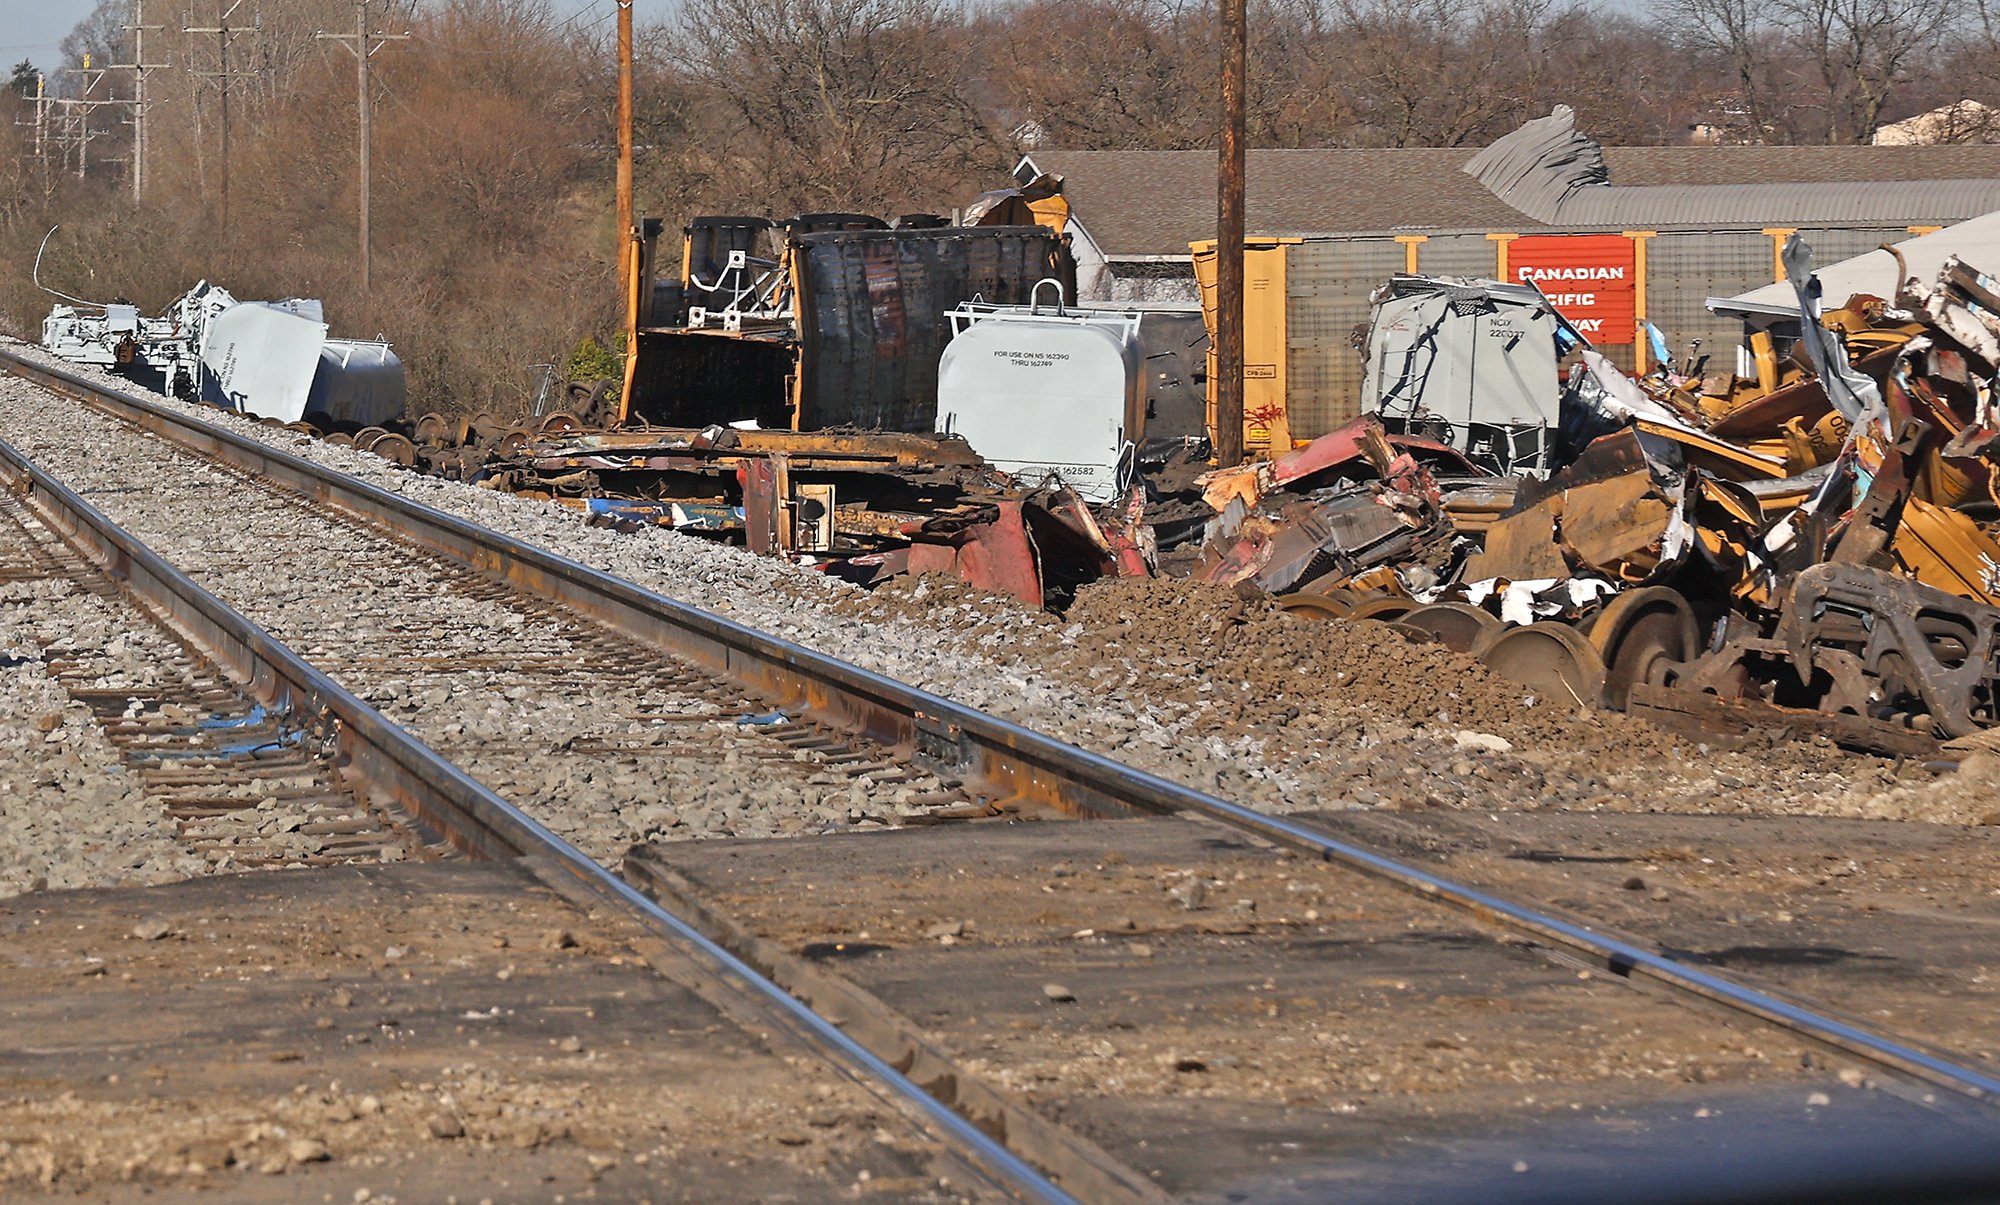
[1182,236,2000,759]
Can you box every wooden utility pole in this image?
[34,73,47,163]
[1215,0,1247,467]
[111,0,172,203]
[186,1,260,225]
[57,56,124,180]
[617,0,636,324]
[615,0,638,423]
[318,0,408,294]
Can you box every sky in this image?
[2,0,675,72]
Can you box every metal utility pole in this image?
[186,1,261,225]
[1215,0,1247,467]
[318,0,408,294]
[110,0,172,203]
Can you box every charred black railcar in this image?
[627,220,1074,433]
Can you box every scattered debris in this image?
[42,278,403,428]
[1208,238,2000,759]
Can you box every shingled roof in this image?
[1018,149,1530,255]
[1019,131,2000,258]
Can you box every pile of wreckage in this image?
[42,278,405,429]
[340,195,1193,611]
[1189,235,2000,758]
[48,204,2000,758]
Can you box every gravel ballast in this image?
[0,365,968,861]
[0,518,213,897]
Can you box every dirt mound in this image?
[812,568,1870,818]
[1065,575,1657,747]
[1848,751,2000,825]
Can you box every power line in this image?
[108,0,173,203]
[369,72,448,139]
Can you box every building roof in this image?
[1556,178,2000,226]
[1715,210,2000,317]
[1017,149,1534,256]
[1872,101,2000,146]
[1462,106,1609,221]
[1021,126,2000,257]
[1600,144,2000,184]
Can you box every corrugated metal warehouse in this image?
[1017,107,2000,441]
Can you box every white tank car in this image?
[936,295,1143,504]
[200,301,406,428]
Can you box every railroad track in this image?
[0,450,426,878]
[4,346,2000,1200]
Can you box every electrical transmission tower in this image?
[11,72,49,177]
[54,55,126,180]
[109,0,173,203]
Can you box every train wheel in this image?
[1476,622,1608,708]
[1344,596,1417,625]
[366,433,418,467]
[1276,592,1352,621]
[1399,602,1500,654]
[1590,587,1699,711]
[413,412,450,446]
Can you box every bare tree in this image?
[671,0,1003,212]
[978,0,1216,150]
[1324,0,1562,146]
[1782,0,1956,141]
[1662,0,1781,141]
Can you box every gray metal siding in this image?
[1415,234,1501,281]
[1285,239,1404,437]
[1793,227,1912,295]
[1646,231,1773,371]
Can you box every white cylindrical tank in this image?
[936,306,1142,503]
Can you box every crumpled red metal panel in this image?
[1269,414,1478,490]
[898,500,1044,606]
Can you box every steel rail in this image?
[0,426,1082,1205]
[7,347,2000,1110]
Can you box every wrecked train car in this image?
[449,208,1134,609]
[1161,218,2000,758]
[626,217,1077,433]
[1363,275,1580,475]
[42,280,405,429]
[1227,234,2000,759]
[936,298,1145,505]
